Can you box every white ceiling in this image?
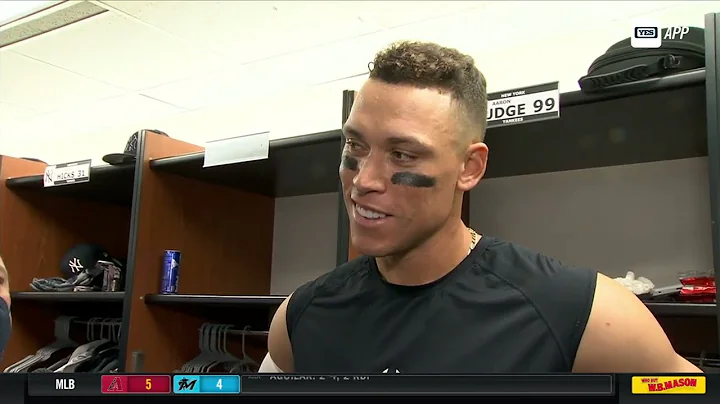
[0,0,716,165]
[0,1,482,136]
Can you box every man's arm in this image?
[260,294,294,373]
[573,273,701,373]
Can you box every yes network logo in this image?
[631,19,690,48]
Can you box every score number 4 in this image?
[199,375,239,393]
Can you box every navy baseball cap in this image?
[102,129,168,165]
[59,244,124,278]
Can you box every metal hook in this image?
[222,325,230,354]
[114,320,121,343]
[242,325,251,358]
[86,318,98,341]
[100,318,113,340]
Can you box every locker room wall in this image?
[469,157,713,288]
[268,159,715,292]
[270,192,339,294]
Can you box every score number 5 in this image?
[146,378,152,390]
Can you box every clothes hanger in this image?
[74,319,109,373]
[229,326,259,373]
[6,316,76,373]
[56,318,114,373]
[194,323,216,373]
[219,325,243,372]
[199,324,220,373]
[81,320,121,373]
[205,325,238,372]
[180,323,212,373]
[199,324,223,373]
[5,316,77,373]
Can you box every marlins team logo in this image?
[631,376,705,394]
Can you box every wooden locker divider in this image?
[0,156,132,370]
[122,132,275,372]
[0,156,51,369]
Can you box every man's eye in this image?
[392,151,415,162]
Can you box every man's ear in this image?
[457,142,488,192]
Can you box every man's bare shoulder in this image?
[573,273,700,373]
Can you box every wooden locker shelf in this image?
[11,291,125,303]
[149,129,343,198]
[143,293,286,307]
[5,163,135,206]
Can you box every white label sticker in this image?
[43,159,91,187]
[486,82,560,129]
[203,131,270,168]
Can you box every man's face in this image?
[340,79,473,257]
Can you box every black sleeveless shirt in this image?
[286,236,597,373]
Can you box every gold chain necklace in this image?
[467,227,479,255]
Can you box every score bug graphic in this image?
[173,375,240,394]
[101,375,171,394]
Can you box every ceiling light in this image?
[0,0,59,26]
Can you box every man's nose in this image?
[352,156,387,195]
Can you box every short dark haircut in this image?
[368,41,488,142]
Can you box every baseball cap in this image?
[59,244,124,278]
[102,129,169,165]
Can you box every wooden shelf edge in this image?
[645,302,717,317]
[143,293,287,307]
[10,291,125,302]
[6,164,135,190]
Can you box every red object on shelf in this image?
[677,272,716,302]
[678,272,715,287]
[679,285,716,295]
[677,271,716,302]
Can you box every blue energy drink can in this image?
[160,250,181,294]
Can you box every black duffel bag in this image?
[578,27,705,93]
